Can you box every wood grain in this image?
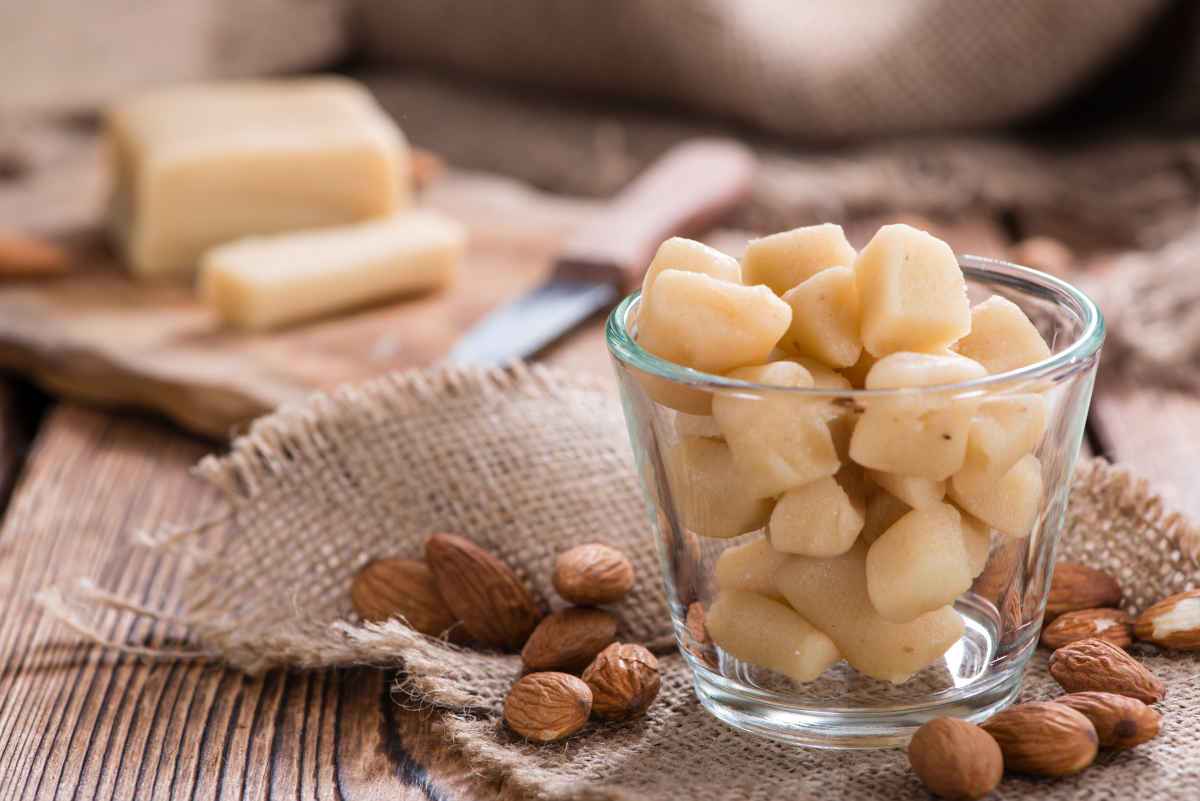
[0,404,473,800]
[0,379,34,508]
[1089,375,1200,523]
[0,166,606,439]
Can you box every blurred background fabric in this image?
[0,0,350,112]
[6,0,1200,138]
[360,0,1188,140]
[7,1,1200,243]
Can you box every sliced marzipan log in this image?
[741,223,857,295]
[854,223,971,357]
[201,210,464,330]
[706,590,841,683]
[109,77,410,279]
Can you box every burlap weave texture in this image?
[42,364,1200,800]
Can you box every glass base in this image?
[687,600,1035,748]
[693,666,1022,748]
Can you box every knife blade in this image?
[446,138,756,366]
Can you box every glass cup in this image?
[606,255,1104,748]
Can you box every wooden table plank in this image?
[7,213,1174,801]
[0,378,39,509]
[1089,375,1200,523]
[0,405,464,800]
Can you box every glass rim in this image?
[605,254,1106,398]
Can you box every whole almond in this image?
[685,601,709,646]
[582,642,661,721]
[982,702,1098,776]
[1045,562,1121,619]
[907,718,1002,801]
[1040,608,1133,650]
[350,558,458,637]
[426,533,543,650]
[1048,638,1166,703]
[521,607,618,672]
[553,544,636,605]
[1134,589,1200,650]
[683,601,718,669]
[503,672,592,742]
[0,233,70,278]
[1054,692,1161,749]
[970,535,1023,603]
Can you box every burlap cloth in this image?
[11,1,1200,139]
[40,363,1200,800]
[361,0,1178,142]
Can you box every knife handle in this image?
[553,138,756,293]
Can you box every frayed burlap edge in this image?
[387,457,1200,801]
[36,361,1200,681]
[32,363,1200,801]
[1071,457,1200,565]
[189,361,608,506]
[37,362,620,686]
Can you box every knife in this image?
[445,139,756,365]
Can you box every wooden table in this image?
[0,217,1198,800]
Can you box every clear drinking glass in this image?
[606,255,1104,748]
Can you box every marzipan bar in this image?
[107,77,410,279]
[200,211,465,330]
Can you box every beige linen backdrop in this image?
[7,0,1200,140]
[360,0,1171,140]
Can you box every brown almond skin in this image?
[1040,608,1133,651]
[553,544,636,605]
[426,533,543,650]
[969,535,1024,603]
[683,602,718,669]
[582,642,661,721]
[1134,589,1200,650]
[982,702,1098,777]
[1045,562,1122,620]
[685,602,709,645]
[350,558,459,637]
[1048,638,1166,703]
[908,718,1003,801]
[1054,692,1161,750]
[503,672,592,742]
[521,607,618,672]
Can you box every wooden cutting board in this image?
[0,163,621,439]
